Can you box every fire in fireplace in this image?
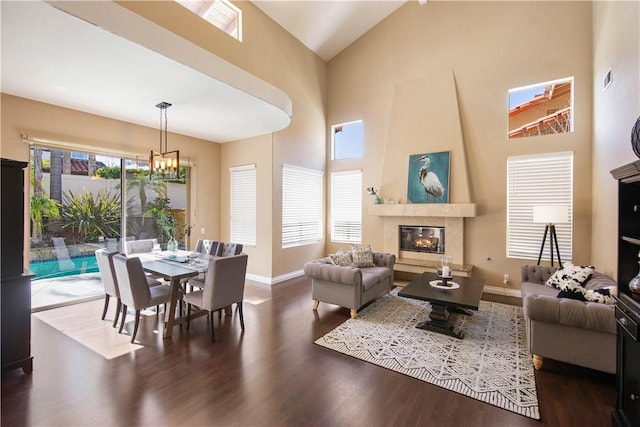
[399,225,445,254]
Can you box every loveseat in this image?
[303,251,395,319]
[521,264,617,374]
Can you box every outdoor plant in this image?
[59,188,121,243]
[147,197,175,240]
[30,195,61,242]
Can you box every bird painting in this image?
[417,155,445,202]
[407,151,450,203]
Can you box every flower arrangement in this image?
[366,187,382,204]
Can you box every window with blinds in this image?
[507,152,573,261]
[331,170,362,244]
[230,164,256,246]
[282,165,323,248]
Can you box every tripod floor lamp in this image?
[533,205,569,267]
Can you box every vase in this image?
[374,196,382,204]
[167,237,178,252]
[629,250,640,297]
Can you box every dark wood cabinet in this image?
[1,158,33,374]
[611,160,640,427]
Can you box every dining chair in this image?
[194,239,221,256]
[112,254,176,343]
[95,248,122,327]
[184,253,248,342]
[219,242,243,257]
[125,239,156,254]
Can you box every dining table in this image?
[137,250,209,338]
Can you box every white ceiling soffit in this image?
[252,0,407,62]
[1,1,292,143]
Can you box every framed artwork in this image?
[407,151,450,203]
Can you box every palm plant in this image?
[30,195,61,241]
[60,188,121,243]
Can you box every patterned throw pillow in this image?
[545,262,615,305]
[545,262,594,289]
[350,244,376,268]
[329,252,354,267]
[557,286,616,305]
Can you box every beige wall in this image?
[121,1,328,281]
[327,1,595,290]
[4,1,637,285]
[591,1,640,279]
[0,94,221,259]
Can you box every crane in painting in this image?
[416,155,444,202]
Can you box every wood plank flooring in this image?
[2,276,615,426]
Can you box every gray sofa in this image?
[521,265,617,374]
[303,252,395,319]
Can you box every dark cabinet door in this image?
[1,158,32,374]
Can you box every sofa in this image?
[303,251,396,319]
[520,264,617,374]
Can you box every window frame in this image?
[331,120,364,161]
[506,151,573,262]
[230,164,256,247]
[281,164,323,248]
[330,169,362,244]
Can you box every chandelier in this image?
[149,101,180,180]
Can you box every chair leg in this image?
[119,304,128,333]
[312,299,320,310]
[210,312,216,343]
[131,310,141,343]
[113,299,122,328]
[238,302,245,330]
[186,303,192,331]
[101,295,110,320]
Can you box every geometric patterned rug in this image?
[315,289,540,419]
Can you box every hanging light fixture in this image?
[149,101,179,180]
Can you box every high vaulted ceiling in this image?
[252,1,407,62]
[1,1,407,143]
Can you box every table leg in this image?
[163,278,181,338]
[416,303,465,339]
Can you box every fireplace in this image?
[399,225,445,254]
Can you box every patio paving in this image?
[31,272,105,312]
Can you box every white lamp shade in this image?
[533,205,569,224]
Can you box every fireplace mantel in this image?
[368,203,476,218]
[369,203,476,276]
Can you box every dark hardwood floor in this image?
[2,276,615,426]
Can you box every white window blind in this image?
[282,165,323,248]
[230,164,256,246]
[331,170,362,244]
[507,152,573,261]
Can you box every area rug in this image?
[33,298,144,360]
[315,290,540,419]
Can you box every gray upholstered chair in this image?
[304,252,395,319]
[126,239,157,255]
[194,239,221,256]
[112,254,175,343]
[95,248,122,327]
[184,253,248,342]
[521,265,617,373]
[219,242,243,257]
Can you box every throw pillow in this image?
[557,284,616,305]
[545,262,594,289]
[329,253,353,267]
[350,244,376,268]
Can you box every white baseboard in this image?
[483,285,522,299]
[247,269,304,286]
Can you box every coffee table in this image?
[398,272,485,339]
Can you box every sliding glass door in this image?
[29,146,189,310]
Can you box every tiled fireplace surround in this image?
[369,203,476,276]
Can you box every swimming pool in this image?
[30,254,99,280]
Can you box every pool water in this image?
[30,254,99,280]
